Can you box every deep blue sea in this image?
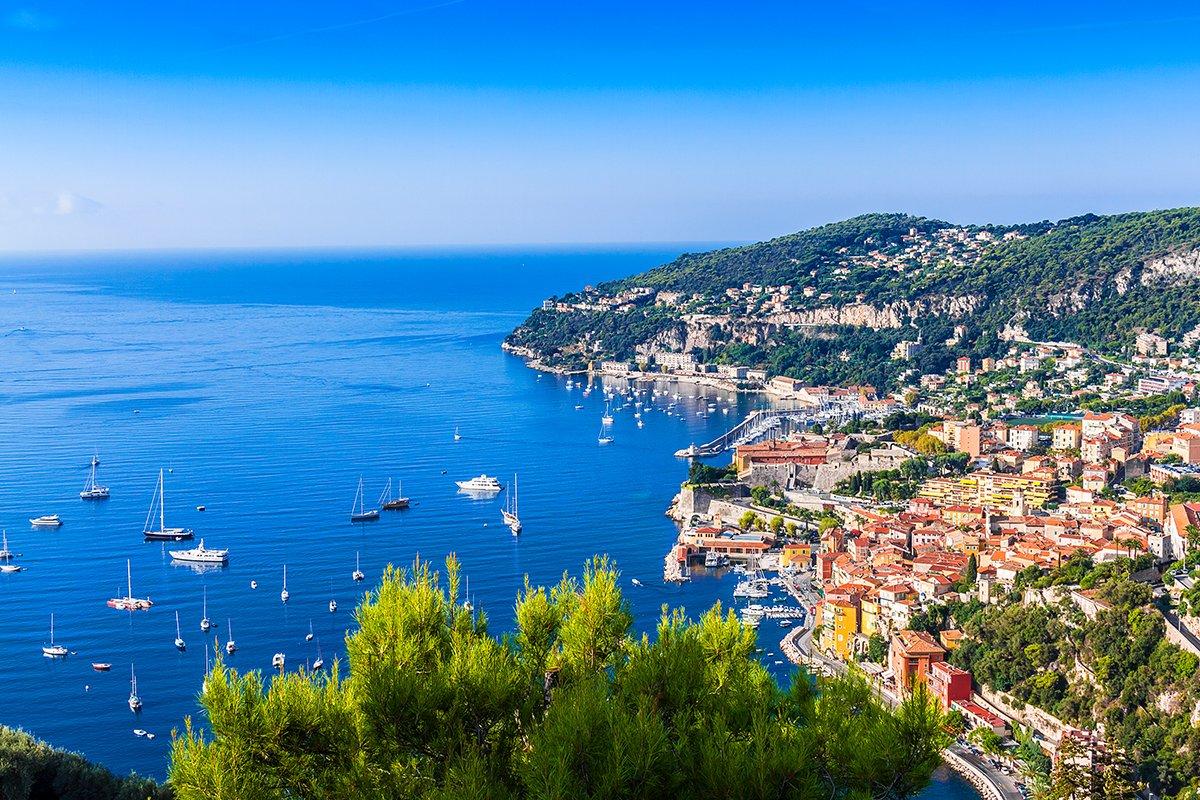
[0,246,977,799]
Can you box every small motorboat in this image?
[196,505,206,512]
[250,580,258,589]
[133,729,147,738]
[92,662,112,672]
[145,732,156,740]
[30,515,62,528]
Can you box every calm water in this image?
[0,247,977,800]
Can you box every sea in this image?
[0,246,979,799]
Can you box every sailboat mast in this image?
[126,559,132,598]
[159,469,165,532]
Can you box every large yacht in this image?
[168,539,229,565]
[455,474,502,493]
[29,514,62,528]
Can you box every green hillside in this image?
[506,208,1200,387]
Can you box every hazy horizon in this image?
[2,1,1199,251]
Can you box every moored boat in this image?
[42,613,68,657]
[29,515,62,528]
[169,539,229,564]
[80,458,110,500]
[380,478,410,510]
[350,477,380,522]
[108,560,153,610]
[143,469,193,541]
[455,474,502,493]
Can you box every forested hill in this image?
[505,208,1200,387]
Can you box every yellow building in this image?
[781,542,813,567]
[819,599,859,661]
[919,470,1057,510]
[859,596,880,637]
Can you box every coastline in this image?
[501,342,766,395]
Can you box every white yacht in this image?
[200,587,212,631]
[174,611,186,651]
[80,459,110,500]
[128,665,142,711]
[352,551,364,582]
[226,619,237,654]
[501,474,522,535]
[328,598,337,613]
[349,477,380,522]
[272,652,285,670]
[42,613,68,657]
[280,565,289,603]
[108,559,153,610]
[169,539,229,564]
[143,469,193,541]
[597,425,614,445]
[455,474,502,493]
[0,531,21,573]
[29,514,62,528]
[312,639,324,671]
[601,402,614,425]
[305,620,314,642]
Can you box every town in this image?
[659,333,1200,798]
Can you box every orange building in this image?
[888,630,947,696]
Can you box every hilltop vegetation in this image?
[169,556,947,800]
[507,208,1200,386]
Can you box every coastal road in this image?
[780,572,1023,800]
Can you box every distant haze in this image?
[1,1,1199,251]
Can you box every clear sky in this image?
[2,1,1199,251]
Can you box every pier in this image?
[675,403,887,458]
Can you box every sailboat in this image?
[352,552,364,582]
[329,579,337,613]
[272,652,285,670]
[501,474,522,535]
[108,559,153,610]
[597,423,614,445]
[280,565,289,603]
[174,611,186,651]
[128,664,142,711]
[349,477,380,522]
[200,587,211,631]
[381,478,410,510]
[143,469,193,540]
[453,426,462,441]
[80,457,110,500]
[305,620,314,642]
[0,531,22,573]
[312,638,324,671]
[42,613,68,657]
[601,402,614,425]
[225,619,237,654]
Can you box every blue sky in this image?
[2,1,1199,250]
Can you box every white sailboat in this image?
[200,587,211,631]
[601,402,614,425]
[597,423,614,445]
[0,531,22,573]
[312,638,324,671]
[453,425,462,441]
[107,559,153,610]
[501,473,522,535]
[280,565,289,603]
[42,613,68,657]
[80,458,110,500]
[143,469,193,540]
[128,664,142,711]
[225,618,237,654]
[350,477,380,522]
[174,611,186,651]
[352,552,364,582]
[329,579,337,613]
[305,620,314,642]
[272,652,285,670]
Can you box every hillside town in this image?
[663,338,1200,797]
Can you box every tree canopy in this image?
[169,555,948,800]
